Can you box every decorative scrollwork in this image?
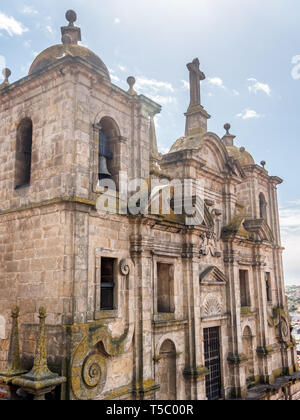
[120,259,130,276]
[82,353,107,391]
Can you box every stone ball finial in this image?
[66,10,77,25]
[2,68,11,80]
[261,160,266,169]
[240,147,246,153]
[39,306,47,319]
[127,76,137,95]
[224,123,231,134]
[11,305,20,318]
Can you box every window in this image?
[266,273,272,302]
[100,258,115,310]
[157,263,174,313]
[239,270,251,308]
[204,327,222,400]
[259,193,267,220]
[15,118,33,189]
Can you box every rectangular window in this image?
[240,270,251,308]
[157,263,175,314]
[101,258,115,310]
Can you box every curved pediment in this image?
[198,133,244,179]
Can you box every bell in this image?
[98,156,112,180]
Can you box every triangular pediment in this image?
[200,266,227,284]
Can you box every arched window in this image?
[98,117,120,188]
[259,193,267,220]
[15,118,32,189]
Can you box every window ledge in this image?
[15,183,30,190]
[94,310,118,320]
[153,313,175,323]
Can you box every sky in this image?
[0,0,299,285]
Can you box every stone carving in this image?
[200,231,222,258]
[82,353,107,392]
[120,259,130,276]
[71,322,134,400]
[203,298,222,317]
[267,306,290,343]
[0,316,5,340]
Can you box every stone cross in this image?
[187,58,205,108]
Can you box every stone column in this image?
[224,243,247,398]
[252,249,274,383]
[131,230,157,400]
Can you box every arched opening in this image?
[98,117,121,188]
[259,193,267,220]
[15,118,33,189]
[242,326,255,385]
[156,340,177,400]
[265,272,272,302]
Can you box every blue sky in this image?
[0,0,299,284]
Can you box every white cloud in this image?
[114,18,121,24]
[207,77,225,89]
[111,74,120,83]
[135,77,174,93]
[248,78,271,96]
[181,80,190,90]
[46,25,54,35]
[22,6,38,15]
[151,96,175,105]
[0,12,28,36]
[236,109,264,120]
[233,89,240,96]
[280,202,300,285]
[118,65,126,72]
[135,76,175,106]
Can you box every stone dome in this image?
[169,131,255,167]
[226,145,255,166]
[29,44,110,80]
[28,10,110,81]
[169,133,205,153]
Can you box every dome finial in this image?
[224,123,231,135]
[66,10,77,26]
[0,68,11,89]
[127,76,137,95]
[61,10,81,45]
[222,123,236,146]
[261,160,266,169]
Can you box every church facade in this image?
[0,11,299,400]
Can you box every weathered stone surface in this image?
[0,9,298,401]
